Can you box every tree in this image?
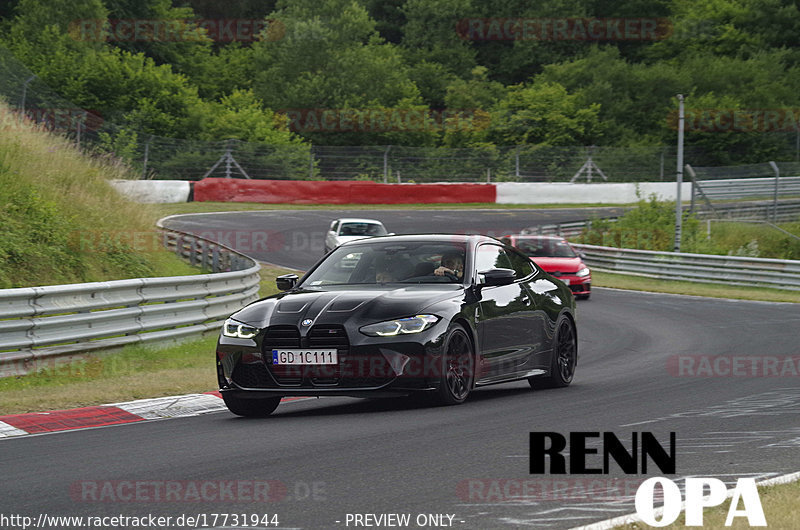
[250,0,425,144]
[488,80,601,146]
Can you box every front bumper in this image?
[552,274,591,296]
[216,324,447,397]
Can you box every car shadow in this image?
[229,383,547,420]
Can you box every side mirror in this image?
[578,251,587,259]
[478,268,516,286]
[276,274,299,291]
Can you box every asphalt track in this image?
[2,209,799,530]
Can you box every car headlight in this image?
[222,318,260,339]
[576,267,590,277]
[360,315,439,337]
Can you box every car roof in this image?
[334,218,385,224]
[508,234,568,242]
[339,233,499,247]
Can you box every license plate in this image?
[272,349,337,365]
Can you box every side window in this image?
[507,248,536,278]
[475,244,512,275]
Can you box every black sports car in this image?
[216,234,578,416]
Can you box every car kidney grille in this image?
[262,325,303,385]
[307,325,349,385]
[308,325,349,347]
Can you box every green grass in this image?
[578,196,800,260]
[615,477,800,529]
[593,270,800,303]
[0,101,197,288]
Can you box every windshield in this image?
[338,222,387,236]
[515,238,577,258]
[302,241,467,286]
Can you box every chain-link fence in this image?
[2,45,798,183]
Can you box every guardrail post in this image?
[175,234,183,258]
[212,246,220,273]
[200,240,208,270]
[189,238,197,267]
[769,161,780,223]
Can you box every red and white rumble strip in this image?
[0,393,307,439]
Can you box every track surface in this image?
[160,207,628,271]
[3,209,799,530]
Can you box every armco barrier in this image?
[572,243,800,290]
[193,178,496,204]
[0,231,260,378]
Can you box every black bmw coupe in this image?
[216,234,577,416]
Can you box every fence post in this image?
[515,146,520,178]
[142,135,152,179]
[224,140,232,179]
[769,161,780,223]
[383,145,391,184]
[309,144,315,180]
[487,168,491,183]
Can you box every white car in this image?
[324,218,388,253]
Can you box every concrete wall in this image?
[495,182,692,204]
[110,180,191,203]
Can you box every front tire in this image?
[222,393,282,417]
[530,316,577,389]
[434,324,475,405]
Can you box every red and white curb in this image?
[0,393,308,440]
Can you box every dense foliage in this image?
[2,0,799,163]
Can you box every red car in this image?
[501,235,591,299]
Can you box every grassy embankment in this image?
[0,102,197,287]
[0,102,219,413]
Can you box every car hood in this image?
[230,285,464,329]
[530,256,584,274]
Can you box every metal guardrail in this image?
[693,176,800,201]
[572,243,800,291]
[520,200,800,290]
[0,230,261,377]
[521,200,800,239]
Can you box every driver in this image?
[434,251,464,280]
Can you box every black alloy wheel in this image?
[435,325,474,405]
[530,316,577,389]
